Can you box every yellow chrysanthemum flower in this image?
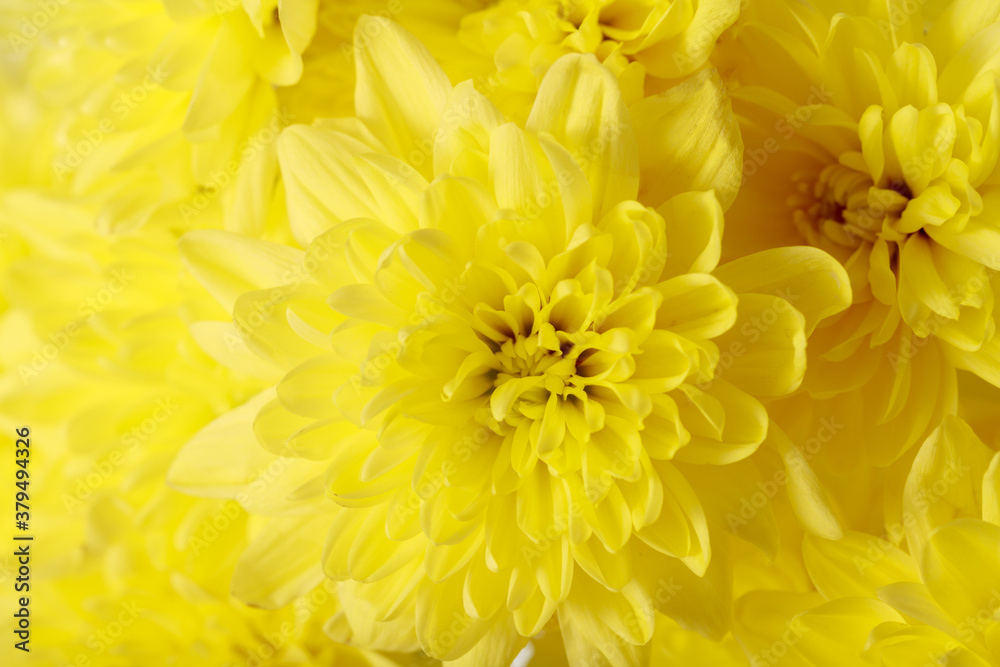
[285,0,488,121]
[733,414,1000,666]
[0,191,406,665]
[718,0,1000,472]
[9,0,499,237]
[454,0,741,119]
[170,17,853,666]
[9,0,306,232]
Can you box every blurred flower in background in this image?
[1,0,1000,666]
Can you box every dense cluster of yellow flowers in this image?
[2,0,999,665]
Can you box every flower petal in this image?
[354,16,451,178]
[632,69,743,210]
[527,53,639,218]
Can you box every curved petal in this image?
[527,53,639,218]
[713,246,853,336]
[354,16,451,178]
[632,69,743,210]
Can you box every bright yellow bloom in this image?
[0,192,399,665]
[455,0,741,119]
[11,0,478,234]
[171,17,852,666]
[285,0,488,121]
[11,0,309,232]
[733,415,1000,666]
[718,0,1000,472]
[8,0,744,237]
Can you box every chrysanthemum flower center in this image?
[776,97,998,348]
[788,99,992,264]
[452,280,650,442]
[459,0,737,115]
[790,162,912,250]
[463,0,653,65]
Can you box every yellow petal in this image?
[634,0,739,79]
[443,616,521,667]
[231,514,328,608]
[926,0,1000,69]
[416,576,491,660]
[679,459,779,560]
[167,389,276,496]
[708,292,807,397]
[903,416,994,558]
[636,538,731,640]
[571,534,632,591]
[354,16,451,179]
[179,229,304,312]
[277,0,318,55]
[657,190,724,277]
[560,575,653,666]
[887,43,938,110]
[652,273,738,340]
[866,622,994,667]
[526,53,639,218]
[803,531,919,601]
[673,380,767,465]
[735,593,903,666]
[920,519,1000,628]
[277,122,388,245]
[767,421,843,540]
[632,69,743,210]
[984,452,1000,526]
[183,21,254,134]
[433,80,504,177]
[488,123,576,253]
[927,190,1000,271]
[637,460,711,576]
[713,246,852,336]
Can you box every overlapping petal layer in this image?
[171,16,852,666]
[3,1,999,666]
[720,0,1000,477]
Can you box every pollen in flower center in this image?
[462,284,642,438]
[790,163,912,251]
[493,336,576,382]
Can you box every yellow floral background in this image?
[1,0,1000,665]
